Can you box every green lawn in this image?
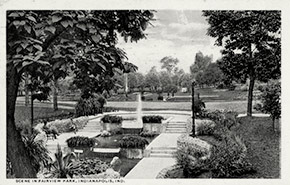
[233,116,280,178]
[14,105,74,124]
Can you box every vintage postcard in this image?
[1,0,289,185]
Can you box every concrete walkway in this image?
[125,114,191,179]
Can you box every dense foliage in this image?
[142,115,164,123]
[176,111,254,178]
[71,158,109,176]
[254,80,281,128]
[119,135,149,149]
[7,10,154,177]
[66,136,95,148]
[203,10,281,116]
[101,115,123,124]
[75,95,106,116]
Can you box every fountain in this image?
[121,92,143,134]
[136,92,143,128]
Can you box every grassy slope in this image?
[234,117,280,178]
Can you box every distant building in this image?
[181,87,188,93]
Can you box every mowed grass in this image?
[234,116,280,178]
[105,100,255,113]
[14,105,74,124]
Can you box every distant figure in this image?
[70,118,78,134]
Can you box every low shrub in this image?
[197,110,238,129]
[101,115,123,124]
[140,130,158,138]
[205,132,255,177]
[119,135,149,149]
[175,135,211,177]
[72,158,110,176]
[47,116,89,133]
[142,115,164,123]
[195,120,216,136]
[66,136,95,148]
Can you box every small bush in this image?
[66,136,95,148]
[175,135,211,177]
[119,135,149,149]
[47,116,89,133]
[196,120,216,136]
[101,115,123,124]
[142,115,164,123]
[140,130,158,138]
[197,110,238,129]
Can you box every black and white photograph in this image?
[1,0,289,184]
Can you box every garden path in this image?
[125,113,191,179]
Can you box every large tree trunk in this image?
[247,75,255,116]
[7,65,37,178]
[24,73,29,106]
[52,79,58,111]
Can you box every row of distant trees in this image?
[47,52,226,98]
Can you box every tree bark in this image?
[7,65,37,178]
[24,73,29,106]
[247,43,255,117]
[247,75,255,116]
[52,79,58,111]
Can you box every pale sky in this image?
[117,10,223,74]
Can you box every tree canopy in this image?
[7,10,155,177]
[203,10,281,116]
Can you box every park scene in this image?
[6,10,281,179]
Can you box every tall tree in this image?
[160,56,179,74]
[144,66,160,92]
[190,51,212,78]
[203,10,281,116]
[7,10,154,177]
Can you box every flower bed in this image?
[66,136,95,148]
[101,115,123,124]
[142,115,164,123]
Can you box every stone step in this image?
[149,153,174,158]
[151,149,176,154]
[166,125,187,128]
[166,128,187,131]
[151,147,177,150]
[165,130,186,133]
